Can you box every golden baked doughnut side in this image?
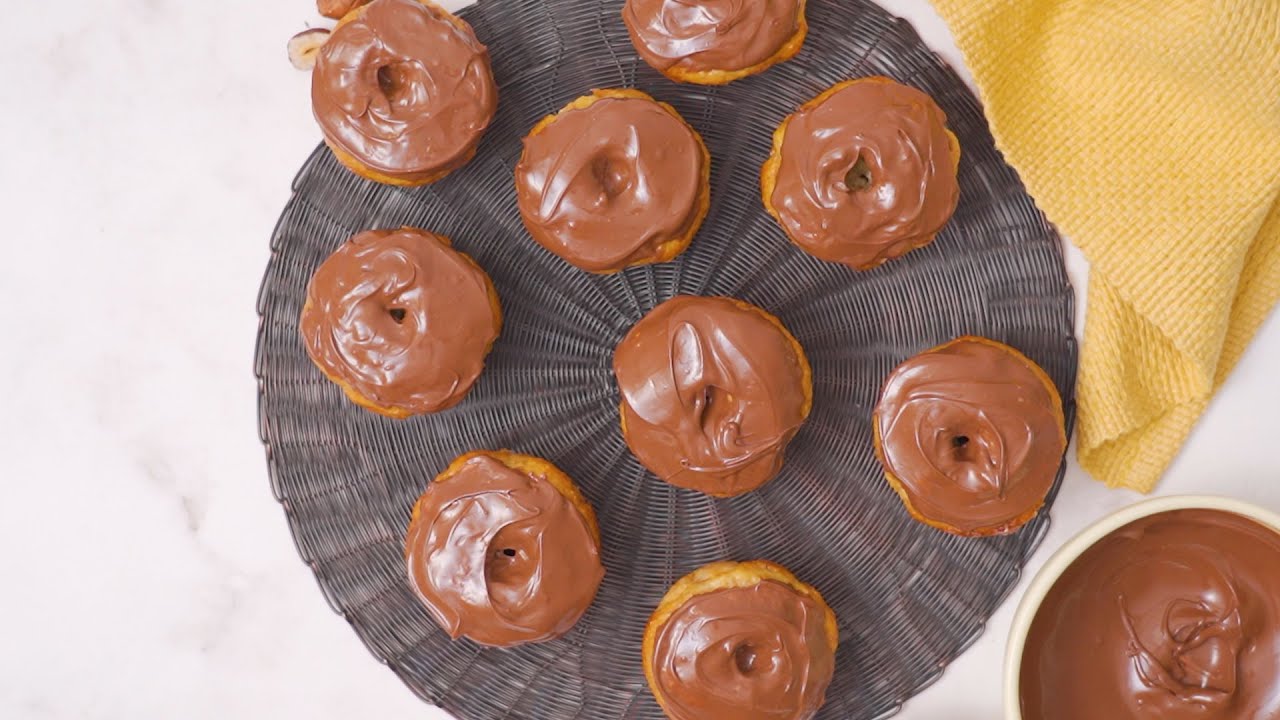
[873,336,1066,537]
[300,228,502,419]
[623,0,809,85]
[762,76,961,270]
[405,450,604,647]
[314,0,497,186]
[517,89,711,273]
[614,296,811,497]
[643,560,839,720]
[423,449,601,544]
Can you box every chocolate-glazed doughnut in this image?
[644,560,838,720]
[873,336,1066,536]
[311,0,497,186]
[299,227,501,419]
[405,451,605,648]
[762,77,960,270]
[515,89,710,274]
[613,296,812,497]
[622,0,808,85]
[1021,509,1280,719]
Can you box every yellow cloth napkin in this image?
[929,0,1280,492]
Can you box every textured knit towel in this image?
[929,0,1280,492]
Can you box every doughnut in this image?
[872,336,1067,536]
[404,450,605,648]
[613,296,811,497]
[299,227,502,419]
[1021,509,1280,719]
[762,77,961,270]
[514,89,710,274]
[622,0,808,85]
[643,560,838,720]
[317,0,369,19]
[311,0,498,186]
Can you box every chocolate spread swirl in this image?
[613,296,810,497]
[1021,509,1280,719]
[873,338,1065,533]
[769,78,959,269]
[312,0,497,181]
[515,94,705,273]
[404,455,604,647]
[622,0,803,74]
[299,227,500,416]
[650,581,835,720]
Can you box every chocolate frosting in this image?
[300,227,500,416]
[613,296,809,497]
[622,0,802,73]
[769,78,959,269]
[650,581,835,720]
[873,338,1065,534]
[1021,509,1280,719]
[404,455,604,647]
[312,0,497,181]
[515,95,705,273]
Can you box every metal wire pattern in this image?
[255,0,1078,717]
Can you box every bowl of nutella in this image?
[1006,495,1280,719]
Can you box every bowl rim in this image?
[1002,494,1280,718]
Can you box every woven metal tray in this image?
[255,0,1078,717]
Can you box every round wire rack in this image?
[256,0,1078,717]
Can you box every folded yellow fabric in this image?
[929,0,1280,492]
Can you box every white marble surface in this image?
[1,1,1277,718]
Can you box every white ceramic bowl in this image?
[1003,494,1280,719]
